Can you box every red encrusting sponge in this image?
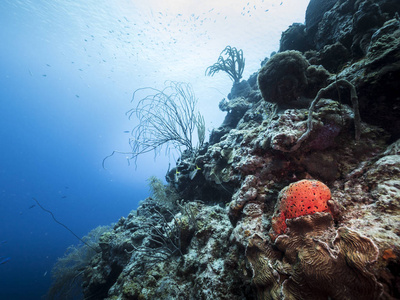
[271,179,332,237]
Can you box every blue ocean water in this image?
[0,0,308,298]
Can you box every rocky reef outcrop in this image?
[282,0,400,139]
[81,0,400,299]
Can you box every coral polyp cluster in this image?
[271,180,332,237]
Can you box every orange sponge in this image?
[271,180,332,236]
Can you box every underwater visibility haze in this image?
[0,0,310,298]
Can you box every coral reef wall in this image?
[81,0,400,299]
[283,0,400,139]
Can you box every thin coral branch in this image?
[127,82,201,161]
[289,79,361,152]
[103,81,205,168]
[205,46,245,83]
[127,201,183,269]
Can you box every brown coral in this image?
[258,51,310,112]
[246,234,283,300]
[247,213,383,300]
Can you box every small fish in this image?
[43,271,47,277]
[0,240,7,245]
[0,257,10,265]
[28,204,36,209]
[123,130,130,133]
[174,168,181,182]
[61,196,67,199]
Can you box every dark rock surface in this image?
[305,0,338,42]
[280,0,400,140]
[279,23,311,52]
